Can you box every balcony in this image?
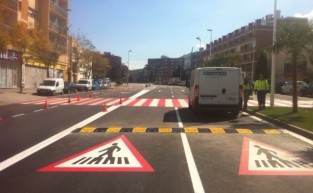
[2,0,18,11]
[50,1,67,18]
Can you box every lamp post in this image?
[196,37,201,50]
[196,37,202,67]
[270,0,277,108]
[207,29,212,60]
[127,50,132,86]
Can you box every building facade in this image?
[147,56,184,84]
[203,14,276,80]
[202,12,312,82]
[0,0,69,88]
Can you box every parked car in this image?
[37,78,64,96]
[281,81,307,95]
[275,81,285,94]
[76,79,93,91]
[103,78,111,88]
[63,82,77,94]
[92,81,101,90]
[300,82,313,97]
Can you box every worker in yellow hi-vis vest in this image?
[254,74,269,109]
[243,76,253,110]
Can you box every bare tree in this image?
[9,22,36,93]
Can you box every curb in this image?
[246,109,313,140]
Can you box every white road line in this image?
[0,89,150,172]
[178,99,188,107]
[12,114,25,118]
[149,99,159,107]
[165,99,173,107]
[175,107,205,193]
[34,109,44,112]
[134,98,147,106]
[282,130,313,145]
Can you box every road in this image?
[0,84,312,193]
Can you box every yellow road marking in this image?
[236,128,253,134]
[210,128,225,134]
[80,127,96,133]
[184,128,199,133]
[159,128,172,133]
[263,129,280,134]
[106,127,122,132]
[133,127,147,133]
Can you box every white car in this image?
[281,81,307,95]
[76,79,93,91]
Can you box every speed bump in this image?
[74,127,282,134]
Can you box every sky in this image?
[69,0,313,70]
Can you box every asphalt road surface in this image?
[0,84,312,193]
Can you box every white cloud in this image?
[294,9,313,21]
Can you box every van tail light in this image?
[194,84,199,105]
[239,85,243,107]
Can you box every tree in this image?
[72,33,96,79]
[91,51,109,79]
[271,22,313,112]
[255,51,269,81]
[9,22,36,93]
[205,53,240,67]
[30,30,56,77]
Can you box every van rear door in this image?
[198,69,219,105]
[198,68,240,105]
[218,69,240,105]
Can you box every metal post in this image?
[207,29,212,60]
[270,0,277,108]
[127,50,132,86]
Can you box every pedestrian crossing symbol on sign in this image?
[239,137,313,175]
[38,135,154,172]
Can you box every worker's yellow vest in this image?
[254,80,269,91]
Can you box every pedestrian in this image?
[254,74,269,109]
[243,76,253,110]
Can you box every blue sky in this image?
[69,0,313,69]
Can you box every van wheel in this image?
[53,91,56,96]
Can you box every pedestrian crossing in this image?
[21,97,313,108]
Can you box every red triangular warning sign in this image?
[38,135,154,172]
[239,137,313,175]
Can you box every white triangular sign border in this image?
[38,135,154,172]
[239,137,313,175]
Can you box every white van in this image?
[76,79,93,91]
[37,78,64,96]
[188,67,243,115]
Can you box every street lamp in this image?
[196,37,201,50]
[127,50,132,86]
[196,37,202,67]
[207,29,212,60]
[270,0,277,108]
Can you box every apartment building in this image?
[202,14,277,80]
[202,12,312,82]
[0,0,69,88]
[147,56,184,84]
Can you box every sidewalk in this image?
[0,88,45,106]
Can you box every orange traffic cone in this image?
[103,102,107,112]
[44,100,49,109]
[89,92,92,98]
[119,98,122,104]
[68,96,71,103]
[77,95,80,101]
